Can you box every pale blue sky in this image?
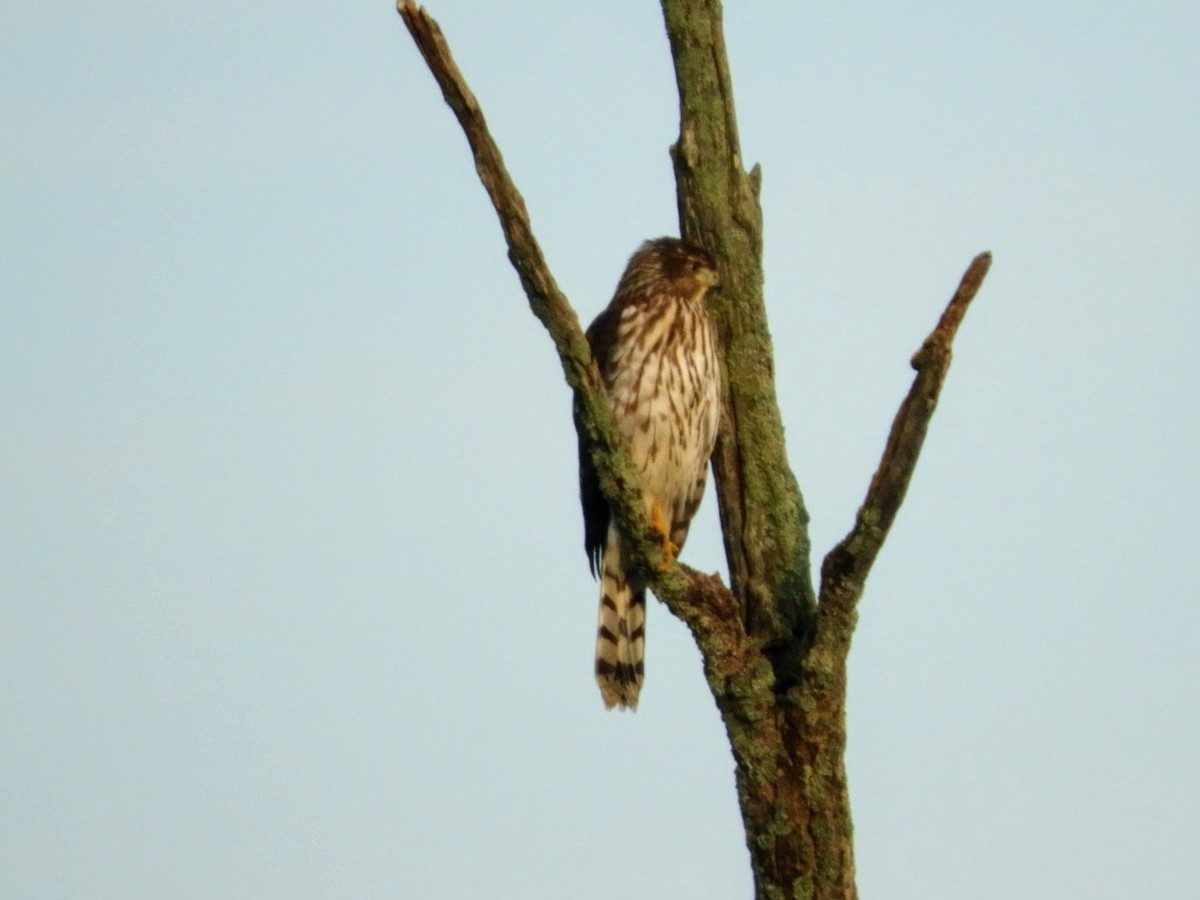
[3,3,1198,898]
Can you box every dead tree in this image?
[398,2,990,897]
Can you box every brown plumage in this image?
[577,237,721,710]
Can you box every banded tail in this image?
[594,533,646,710]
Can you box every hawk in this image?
[577,237,722,710]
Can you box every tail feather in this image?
[594,533,645,710]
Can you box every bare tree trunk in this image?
[397,3,990,897]
[660,0,817,681]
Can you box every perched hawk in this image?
[577,237,722,710]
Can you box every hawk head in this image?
[618,237,720,305]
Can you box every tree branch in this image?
[396,2,576,369]
[396,0,764,704]
[815,252,994,660]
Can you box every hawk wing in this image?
[577,301,623,577]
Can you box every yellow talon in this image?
[649,500,679,571]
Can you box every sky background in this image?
[3,2,1198,898]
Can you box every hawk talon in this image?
[649,501,679,572]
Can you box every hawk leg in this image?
[649,499,680,572]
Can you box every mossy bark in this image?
[659,4,988,897]
[660,3,852,895]
[660,0,817,672]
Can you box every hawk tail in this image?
[594,537,645,711]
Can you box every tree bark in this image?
[660,0,817,687]
[397,3,991,897]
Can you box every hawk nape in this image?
[576,237,721,710]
